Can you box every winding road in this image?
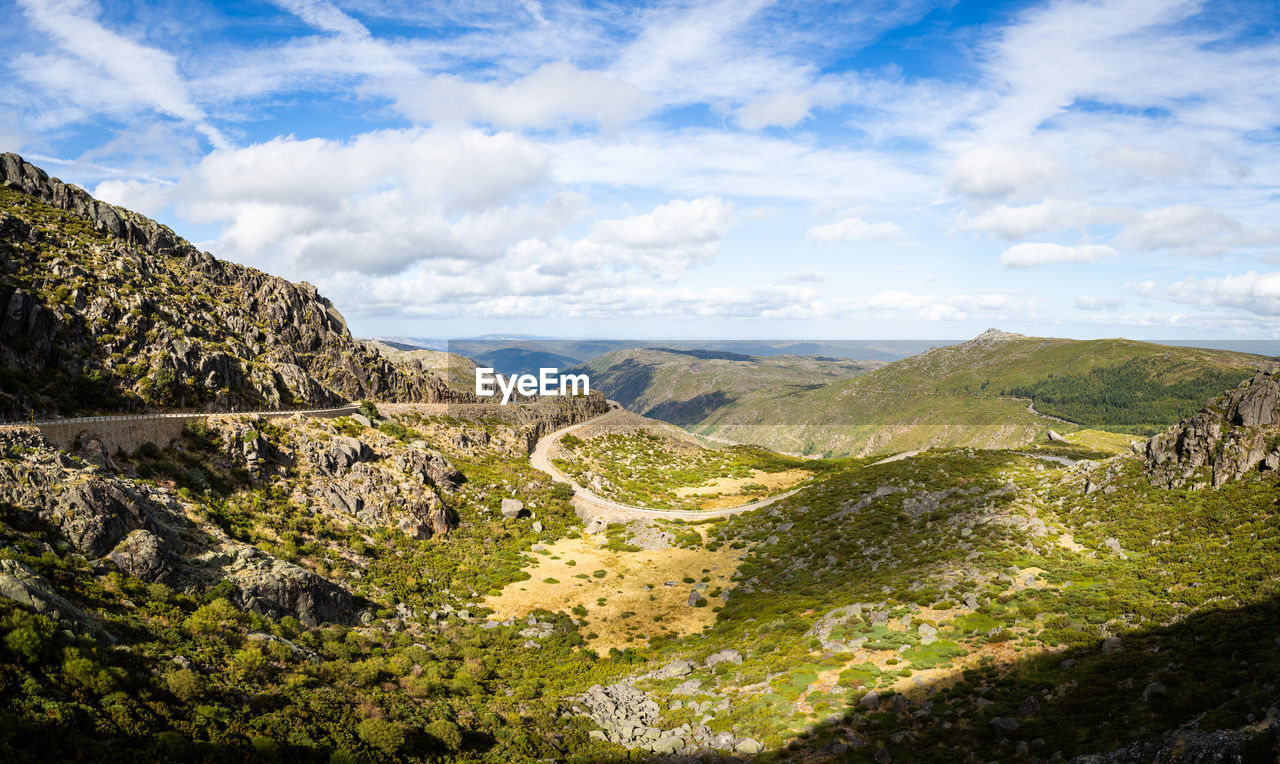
[529,401,804,522]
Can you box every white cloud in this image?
[181,128,559,274]
[1075,295,1125,311]
[999,242,1119,268]
[736,90,813,129]
[590,197,732,259]
[948,144,1064,200]
[550,130,932,203]
[806,216,903,244]
[1132,271,1280,316]
[513,196,736,277]
[400,62,654,129]
[954,199,1131,240]
[14,0,224,146]
[93,179,175,216]
[1117,204,1280,256]
[783,269,827,284]
[1098,145,1191,180]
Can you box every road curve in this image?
[530,402,803,521]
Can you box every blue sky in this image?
[4,0,1280,340]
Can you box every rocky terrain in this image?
[0,152,463,419]
[1145,370,1280,487]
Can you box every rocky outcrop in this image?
[107,529,175,583]
[314,435,374,476]
[215,545,353,627]
[1146,372,1280,487]
[0,559,110,639]
[395,444,464,490]
[575,679,760,757]
[0,152,468,419]
[1073,718,1280,763]
[0,446,165,557]
[0,427,353,626]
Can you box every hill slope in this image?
[588,330,1274,457]
[574,347,881,428]
[0,153,459,419]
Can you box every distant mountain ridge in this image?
[0,153,462,418]
[582,329,1276,457]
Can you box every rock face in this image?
[396,444,464,490]
[107,529,175,583]
[0,445,165,557]
[574,680,758,756]
[0,559,108,639]
[0,152,468,419]
[1146,372,1280,487]
[217,546,353,627]
[0,427,353,626]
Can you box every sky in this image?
[3,0,1280,340]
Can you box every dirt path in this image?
[529,402,802,522]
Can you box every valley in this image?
[2,153,1279,763]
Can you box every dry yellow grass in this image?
[670,465,808,506]
[482,537,746,652]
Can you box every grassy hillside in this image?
[586,330,1274,457]
[574,348,881,429]
[552,422,821,510]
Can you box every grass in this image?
[552,429,817,509]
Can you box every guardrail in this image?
[0,404,359,428]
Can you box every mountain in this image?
[0,152,459,419]
[364,340,480,392]
[572,347,882,429]
[466,346,583,376]
[586,329,1275,457]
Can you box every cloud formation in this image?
[1000,243,1119,268]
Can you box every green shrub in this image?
[356,718,406,754]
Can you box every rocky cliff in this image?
[1145,371,1280,487]
[0,152,463,419]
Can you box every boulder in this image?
[991,717,1020,740]
[48,480,156,557]
[107,529,174,583]
[394,447,463,491]
[501,498,525,519]
[316,436,372,475]
[218,546,353,626]
[687,590,708,607]
[654,659,696,679]
[705,649,743,668]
